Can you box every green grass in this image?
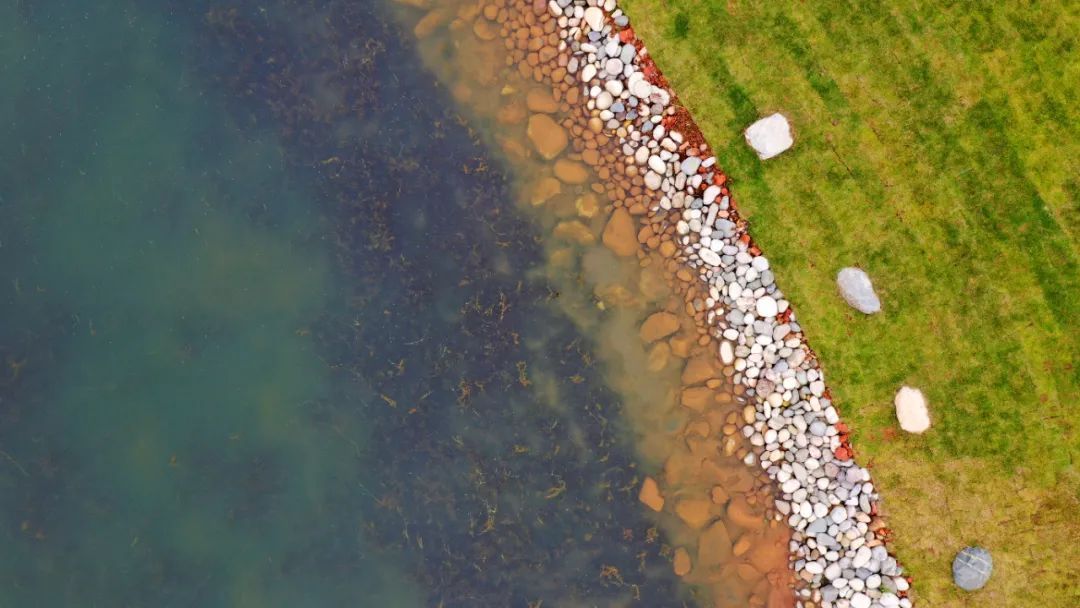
[620,0,1080,604]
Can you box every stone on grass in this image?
[953,546,993,591]
[894,386,931,433]
[744,113,794,160]
[837,267,881,314]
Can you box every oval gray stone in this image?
[952,546,993,591]
[836,267,881,314]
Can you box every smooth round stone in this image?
[605,79,624,96]
[647,155,665,174]
[630,79,651,98]
[850,592,871,608]
[581,63,597,82]
[595,91,613,110]
[756,296,779,318]
[605,58,623,75]
[953,546,993,591]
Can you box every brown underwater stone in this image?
[639,476,665,512]
[639,311,679,343]
[602,207,638,257]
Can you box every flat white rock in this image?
[894,385,931,433]
[744,112,794,160]
[699,248,721,266]
[837,267,881,314]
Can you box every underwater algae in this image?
[199,0,694,605]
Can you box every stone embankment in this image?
[544,2,912,606]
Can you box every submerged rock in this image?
[673,547,692,576]
[894,385,931,433]
[602,207,638,256]
[639,311,679,342]
[639,476,665,512]
[526,113,568,159]
[953,546,993,591]
[837,267,882,314]
[553,158,588,183]
[744,113,794,160]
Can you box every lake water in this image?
[0,0,691,605]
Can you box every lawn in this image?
[619,0,1080,605]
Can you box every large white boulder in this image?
[837,267,882,314]
[744,113,794,160]
[894,386,931,433]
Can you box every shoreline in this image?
[400,0,912,605]
[548,2,911,604]
[548,2,911,606]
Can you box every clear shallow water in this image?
[0,1,685,606]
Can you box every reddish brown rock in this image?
[639,476,665,512]
[639,311,679,343]
[602,207,638,257]
[673,547,692,576]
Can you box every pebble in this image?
[583,6,604,30]
[648,155,666,174]
[699,248,721,267]
[681,156,701,175]
[756,296,778,318]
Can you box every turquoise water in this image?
[0,2,418,606]
[0,1,686,606]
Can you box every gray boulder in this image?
[837,267,881,314]
[952,546,993,591]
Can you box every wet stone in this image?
[527,113,568,159]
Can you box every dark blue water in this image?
[0,1,687,606]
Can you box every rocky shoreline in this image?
[545,1,911,606]
[402,0,913,605]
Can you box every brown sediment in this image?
[393,1,797,605]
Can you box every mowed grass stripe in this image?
[620,0,1079,604]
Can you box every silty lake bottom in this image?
[0,1,699,606]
